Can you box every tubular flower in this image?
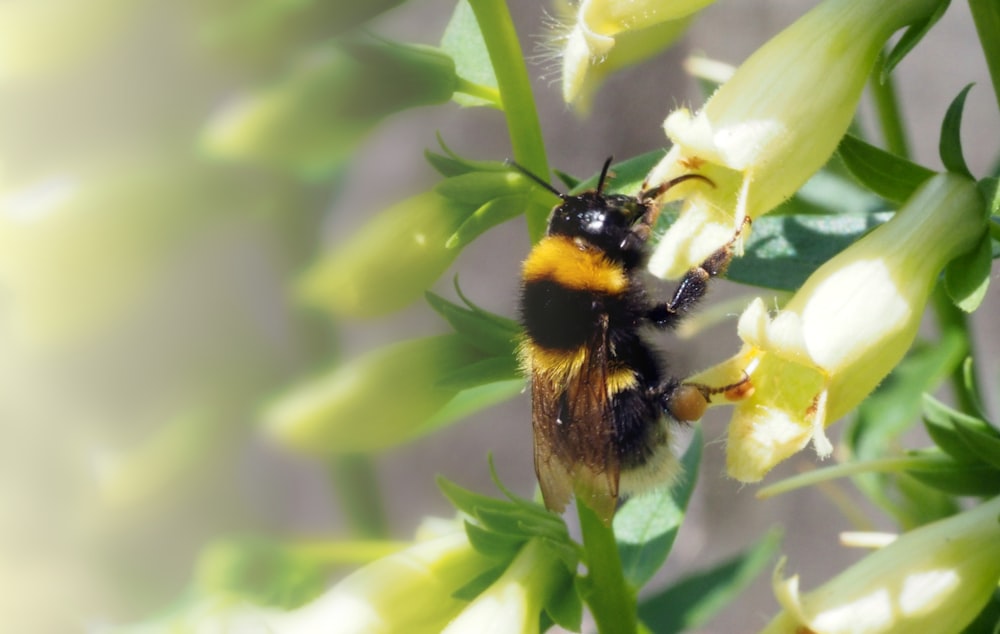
[760,495,1000,634]
[557,0,715,106]
[269,518,494,634]
[644,0,943,279]
[689,174,985,482]
[442,538,565,634]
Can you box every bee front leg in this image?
[646,218,750,328]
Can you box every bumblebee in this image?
[516,158,743,523]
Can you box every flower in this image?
[264,334,483,454]
[690,173,985,482]
[644,0,943,279]
[442,538,565,634]
[271,517,494,634]
[557,0,715,107]
[760,495,1000,634]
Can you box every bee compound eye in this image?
[667,384,709,423]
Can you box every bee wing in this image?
[532,314,620,523]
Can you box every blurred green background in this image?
[1,1,996,632]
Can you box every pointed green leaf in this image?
[614,426,702,589]
[837,134,935,204]
[882,0,951,79]
[446,194,527,250]
[544,570,584,632]
[463,521,526,560]
[637,528,783,633]
[940,83,975,178]
[905,453,1000,497]
[416,379,524,436]
[945,232,992,312]
[923,394,996,465]
[451,564,507,601]
[436,355,520,390]
[425,291,518,357]
[953,421,1000,470]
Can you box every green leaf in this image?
[940,84,976,178]
[980,177,1000,218]
[637,528,783,633]
[569,150,666,196]
[452,565,507,601]
[436,356,520,390]
[905,451,1000,496]
[416,379,524,436]
[923,394,998,464]
[882,0,952,78]
[463,521,526,560]
[845,335,966,527]
[446,194,528,249]
[425,133,503,177]
[771,163,884,216]
[953,421,1000,470]
[726,212,892,291]
[945,232,992,312]
[441,0,498,107]
[424,291,518,357]
[837,134,935,204]
[435,170,528,205]
[614,426,702,589]
[544,571,584,633]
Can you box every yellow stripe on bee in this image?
[522,235,628,294]
[519,340,588,384]
[606,364,638,396]
[519,339,637,397]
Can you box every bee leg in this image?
[646,217,751,328]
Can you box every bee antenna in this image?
[596,156,614,193]
[505,160,563,198]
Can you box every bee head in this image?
[546,190,648,257]
[507,157,651,260]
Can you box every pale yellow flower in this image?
[761,496,1000,634]
[690,174,985,482]
[645,0,942,278]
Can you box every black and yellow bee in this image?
[516,158,746,523]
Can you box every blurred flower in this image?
[203,37,458,174]
[273,517,494,634]
[556,0,715,106]
[0,157,234,346]
[760,495,1000,634]
[443,538,564,634]
[690,174,985,482]
[264,335,483,454]
[0,0,137,79]
[644,0,943,278]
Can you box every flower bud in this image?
[559,0,714,106]
[645,0,943,278]
[203,38,457,174]
[264,335,483,454]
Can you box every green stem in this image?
[330,454,389,538]
[969,0,1000,114]
[756,454,957,499]
[577,502,637,634]
[466,0,550,242]
[455,76,502,107]
[869,51,911,157]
